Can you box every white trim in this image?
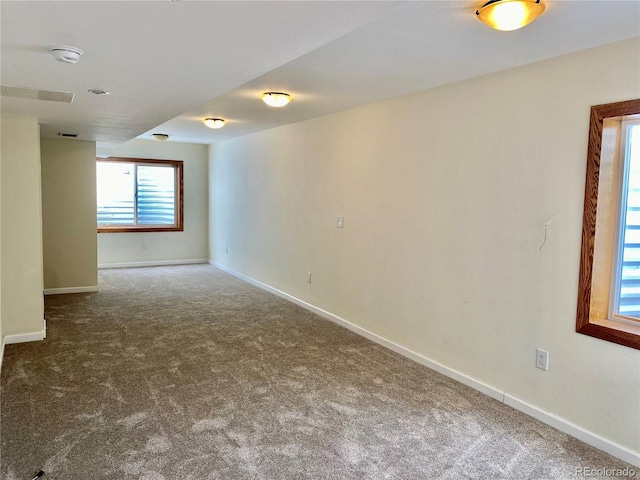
[4,318,46,345]
[99,259,208,269]
[504,394,640,467]
[210,261,505,400]
[44,286,98,295]
[208,260,640,467]
[4,325,46,345]
[0,336,5,373]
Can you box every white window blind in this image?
[613,122,640,319]
[97,159,182,231]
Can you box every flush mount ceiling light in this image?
[152,133,169,141]
[476,0,546,31]
[88,89,109,95]
[203,118,226,129]
[261,92,292,108]
[51,45,84,64]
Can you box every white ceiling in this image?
[1,1,639,157]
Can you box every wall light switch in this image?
[306,272,312,283]
[142,242,148,250]
[336,216,344,228]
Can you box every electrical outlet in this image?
[306,272,312,283]
[142,242,148,250]
[536,349,549,371]
[336,216,344,228]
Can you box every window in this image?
[612,120,640,320]
[577,99,640,349]
[97,157,183,233]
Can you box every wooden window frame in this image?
[577,99,640,349]
[97,157,184,233]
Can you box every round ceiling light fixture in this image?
[476,0,545,31]
[261,92,293,108]
[152,133,170,141]
[203,118,226,129]
[88,89,109,95]
[51,45,84,64]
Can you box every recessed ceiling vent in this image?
[57,133,78,138]
[1,86,74,103]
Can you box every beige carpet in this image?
[1,265,636,479]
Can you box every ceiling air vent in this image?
[1,86,74,103]
[57,133,78,138]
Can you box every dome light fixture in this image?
[51,45,84,64]
[261,92,292,108]
[476,0,546,31]
[88,89,109,95]
[203,118,226,129]
[152,133,169,141]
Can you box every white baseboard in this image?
[210,260,504,402]
[504,394,639,467]
[4,320,46,345]
[44,285,98,296]
[209,260,640,467]
[99,259,208,269]
[0,336,5,373]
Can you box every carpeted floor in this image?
[1,265,636,479]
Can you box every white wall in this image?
[1,115,44,338]
[98,140,209,266]
[210,38,640,456]
[41,138,97,291]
